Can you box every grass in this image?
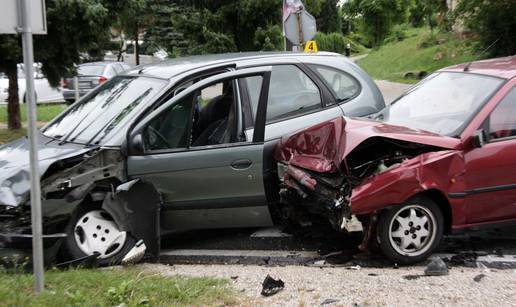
[0,128,27,145]
[357,27,482,83]
[0,267,236,306]
[0,104,67,123]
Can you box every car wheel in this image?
[62,202,135,266]
[65,99,75,105]
[377,196,443,265]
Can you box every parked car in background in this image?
[0,63,64,104]
[0,52,384,265]
[62,61,131,104]
[277,55,516,264]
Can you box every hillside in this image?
[357,28,482,83]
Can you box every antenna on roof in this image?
[464,37,501,72]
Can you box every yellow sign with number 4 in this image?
[304,40,318,53]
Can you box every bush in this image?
[314,32,368,55]
[384,24,409,44]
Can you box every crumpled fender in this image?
[102,179,161,260]
[350,150,466,224]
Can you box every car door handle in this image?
[231,159,253,170]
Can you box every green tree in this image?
[111,0,148,65]
[454,0,516,57]
[0,0,113,130]
[317,0,341,33]
[348,0,411,47]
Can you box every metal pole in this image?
[19,0,44,293]
[74,76,79,102]
[296,11,304,51]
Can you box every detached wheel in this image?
[63,202,135,266]
[377,196,443,265]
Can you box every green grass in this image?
[357,28,482,83]
[0,104,67,123]
[0,128,26,145]
[0,268,236,306]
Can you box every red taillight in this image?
[62,79,68,88]
[99,76,108,84]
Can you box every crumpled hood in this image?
[0,135,92,207]
[275,116,461,173]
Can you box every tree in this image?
[347,0,411,47]
[0,0,113,130]
[111,0,148,65]
[317,0,341,33]
[454,0,516,57]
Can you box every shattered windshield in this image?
[43,76,167,145]
[378,72,504,136]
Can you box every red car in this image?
[275,56,516,264]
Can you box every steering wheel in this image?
[147,126,172,149]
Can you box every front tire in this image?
[377,196,443,265]
[62,202,135,266]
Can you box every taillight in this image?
[99,76,107,84]
[62,79,68,88]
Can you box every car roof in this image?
[441,55,516,79]
[79,61,118,67]
[124,51,343,79]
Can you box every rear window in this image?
[78,65,105,76]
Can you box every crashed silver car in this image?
[0,52,384,265]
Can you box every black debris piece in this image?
[321,298,340,305]
[425,257,449,276]
[261,275,285,297]
[444,252,478,267]
[474,273,486,282]
[403,274,424,280]
[368,273,378,276]
[230,275,239,280]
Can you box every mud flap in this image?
[102,179,161,260]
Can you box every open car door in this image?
[126,67,273,231]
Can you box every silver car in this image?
[62,61,131,104]
[0,52,384,265]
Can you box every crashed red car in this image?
[275,56,516,264]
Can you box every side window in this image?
[143,93,194,151]
[310,65,360,101]
[244,65,321,123]
[488,87,516,141]
[143,79,241,152]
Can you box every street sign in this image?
[0,0,47,34]
[304,40,318,53]
[284,10,317,45]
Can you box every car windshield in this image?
[43,76,167,145]
[378,72,504,136]
[78,65,105,76]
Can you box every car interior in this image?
[144,80,239,151]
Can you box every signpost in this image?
[284,9,317,51]
[0,0,47,293]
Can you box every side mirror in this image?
[472,129,486,148]
[130,133,144,155]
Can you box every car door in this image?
[465,84,516,224]
[241,64,346,141]
[126,67,273,231]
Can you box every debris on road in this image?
[321,298,340,305]
[444,252,478,267]
[474,274,486,282]
[424,257,449,276]
[261,275,285,297]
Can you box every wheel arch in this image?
[414,189,452,234]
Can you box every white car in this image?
[0,64,64,104]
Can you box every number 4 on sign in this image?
[304,41,318,53]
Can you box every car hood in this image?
[275,116,461,173]
[0,135,93,207]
